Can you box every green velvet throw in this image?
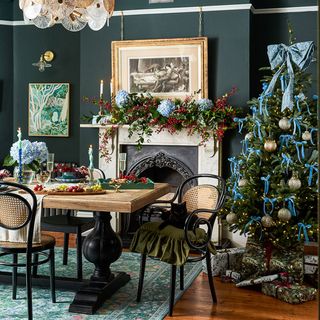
[130,222,216,266]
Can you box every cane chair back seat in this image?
[182,185,219,220]
[0,194,31,230]
[0,182,56,320]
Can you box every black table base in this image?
[69,211,130,314]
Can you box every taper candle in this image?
[17,127,22,183]
[88,145,94,170]
[100,80,104,98]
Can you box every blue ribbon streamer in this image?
[233,190,243,200]
[254,119,263,141]
[305,163,318,186]
[263,197,277,215]
[281,153,293,174]
[285,196,297,217]
[280,75,285,92]
[241,139,249,155]
[247,148,262,165]
[289,116,302,136]
[297,222,311,243]
[261,175,271,195]
[310,128,318,145]
[234,117,247,134]
[250,105,258,118]
[279,134,293,150]
[228,157,239,176]
[265,41,315,112]
[244,216,262,239]
[292,140,307,163]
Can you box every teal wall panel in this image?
[12,25,80,163]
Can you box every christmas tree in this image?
[225,29,318,249]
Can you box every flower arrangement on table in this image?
[82,89,238,163]
[3,140,48,172]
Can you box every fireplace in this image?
[80,124,222,243]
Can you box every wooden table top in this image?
[42,183,171,213]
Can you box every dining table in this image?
[0,182,171,315]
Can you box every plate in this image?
[55,177,86,183]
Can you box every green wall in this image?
[0,0,317,176]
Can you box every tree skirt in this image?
[0,248,202,319]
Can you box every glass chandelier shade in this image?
[19,0,115,32]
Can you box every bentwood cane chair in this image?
[130,174,226,316]
[0,182,56,320]
[41,168,105,280]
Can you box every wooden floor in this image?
[45,232,318,320]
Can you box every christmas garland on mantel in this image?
[82,89,238,163]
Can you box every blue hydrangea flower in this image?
[115,90,129,107]
[10,140,34,164]
[32,141,48,162]
[196,98,213,111]
[157,99,176,117]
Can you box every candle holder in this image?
[88,168,95,186]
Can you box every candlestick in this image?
[17,127,22,183]
[100,80,104,98]
[88,145,94,170]
[110,80,113,97]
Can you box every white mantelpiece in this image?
[81,124,223,241]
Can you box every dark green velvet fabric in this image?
[130,222,216,266]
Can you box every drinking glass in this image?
[36,171,51,185]
[119,153,126,178]
[47,153,55,183]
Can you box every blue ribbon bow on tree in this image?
[244,216,262,239]
[250,105,258,118]
[234,117,247,134]
[289,116,303,136]
[294,92,306,112]
[253,119,263,141]
[292,140,307,163]
[285,196,297,217]
[247,148,262,165]
[240,139,249,155]
[263,197,277,215]
[265,41,315,112]
[281,153,293,174]
[297,222,311,243]
[279,134,293,150]
[261,175,271,195]
[305,163,318,186]
[228,157,239,177]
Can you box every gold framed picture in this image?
[112,37,208,99]
[28,83,70,137]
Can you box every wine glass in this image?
[47,153,55,184]
[36,171,50,186]
[119,153,126,178]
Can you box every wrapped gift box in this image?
[304,255,318,275]
[202,247,245,276]
[236,274,279,287]
[262,281,317,304]
[241,239,304,283]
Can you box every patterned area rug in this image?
[0,248,202,320]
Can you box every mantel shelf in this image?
[80,124,129,129]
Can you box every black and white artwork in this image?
[129,57,190,93]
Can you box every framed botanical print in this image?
[28,83,70,137]
[112,37,208,99]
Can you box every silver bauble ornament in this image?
[302,130,311,141]
[226,212,238,225]
[245,132,253,140]
[288,175,302,191]
[238,178,248,187]
[264,139,277,152]
[261,215,274,228]
[278,208,291,222]
[278,117,291,130]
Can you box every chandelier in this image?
[19,0,115,32]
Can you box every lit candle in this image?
[88,145,94,170]
[100,80,104,98]
[110,80,113,97]
[17,127,22,183]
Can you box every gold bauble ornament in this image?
[278,117,291,130]
[278,208,291,222]
[261,215,274,228]
[288,175,302,191]
[226,212,238,225]
[302,130,311,141]
[264,139,277,152]
[238,178,248,187]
